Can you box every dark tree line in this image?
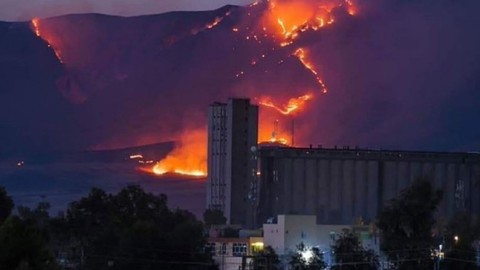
[0,185,217,270]
[1,177,480,270]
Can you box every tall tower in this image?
[206,98,258,226]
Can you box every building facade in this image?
[256,146,480,226]
[263,215,379,266]
[206,98,258,225]
[206,235,264,270]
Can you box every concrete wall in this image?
[257,147,480,226]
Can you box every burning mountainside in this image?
[138,0,355,176]
[31,18,64,64]
[150,128,207,177]
[3,0,480,175]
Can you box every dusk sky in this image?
[0,0,253,21]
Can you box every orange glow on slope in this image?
[32,18,41,37]
[192,10,232,34]
[256,1,358,93]
[264,0,357,44]
[258,118,290,145]
[258,93,313,115]
[293,48,328,93]
[30,18,64,64]
[207,17,223,29]
[257,93,314,145]
[149,128,207,177]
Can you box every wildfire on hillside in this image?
[141,0,358,177]
[31,18,64,64]
[257,93,314,145]
[293,48,328,93]
[258,93,313,115]
[140,128,207,178]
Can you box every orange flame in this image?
[293,48,328,93]
[192,10,232,34]
[149,128,207,177]
[257,93,314,145]
[258,93,313,115]
[30,18,64,64]
[258,118,290,145]
[264,0,357,44]
[32,18,41,37]
[207,17,223,29]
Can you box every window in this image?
[204,243,215,255]
[233,243,247,256]
[220,243,227,255]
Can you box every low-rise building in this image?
[263,215,379,266]
[206,228,263,270]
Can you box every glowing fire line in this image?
[31,18,64,64]
[293,48,328,93]
[258,93,313,115]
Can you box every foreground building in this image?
[263,215,379,266]
[206,98,258,225]
[256,146,480,225]
[206,226,263,270]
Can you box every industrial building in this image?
[206,99,480,228]
[206,98,259,225]
[255,146,480,225]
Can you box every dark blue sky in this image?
[0,0,253,21]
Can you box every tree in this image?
[440,211,480,270]
[376,178,443,270]
[203,209,227,227]
[54,185,217,270]
[331,229,379,270]
[289,242,327,270]
[252,246,281,270]
[0,216,58,270]
[0,186,14,224]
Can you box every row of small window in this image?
[204,243,247,257]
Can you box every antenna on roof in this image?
[291,118,295,147]
[271,120,279,142]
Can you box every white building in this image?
[206,235,264,270]
[263,215,380,266]
[206,98,258,226]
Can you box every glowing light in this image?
[207,17,223,29]
[129,154,143,159]
[32,18,41,37]
[17,161,25,167]
[301,248,314,264]
[277,18,287,35]
[251,242,264,248]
